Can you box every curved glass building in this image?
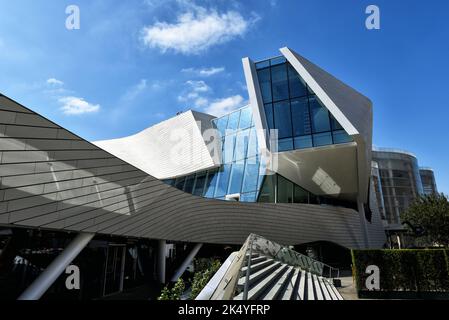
[372,148,424,226]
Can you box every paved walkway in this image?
[337,275,360,300]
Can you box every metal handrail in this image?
[242,234,255,300]
[246,233,339,278]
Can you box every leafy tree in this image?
[401,193,449,247]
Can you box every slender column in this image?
[170,243,203,282]
[18,232,94,300]
[357,199,370,248]
[157,240,166,284]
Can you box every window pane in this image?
[271,64,289,102]
[228,160,245,195]
[256,60,270,69]
[278,138,293,152]
[330,114,343,130]
[313,132,332,147]
[193,172,206,196]
[258,175,276,203]
[215,164,232,197]
[294,135,313,149]
[294,185,309,203]
[238,107,252,129]
[273,101,292,138]
[258,156,268,190]
[222,134,236,164]
[257,69,272,103]
[204,170,218,198]
[270,56,286,66]
[227,110,240,131]
[290,97,311,136]
[277,175,293,203]
[240,192,256,202]
[164,179,175,186]
[234,129,249,161]
[247,127,258,158]
[288,64,307,98]
[310,96,331,133]
[242,156,260,193]
[174,176,185,190]
[184,175,195,193]
[215,116,228,137]
[264,103,274,130]
[333,130,352,144]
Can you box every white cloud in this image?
[204,95,244,117]
[141,6,257,54]
[186,80,210,92]
[194,97,209,108]
[181,66,225,77]
[59,96,100,115]
[46,78,64,86]
[123,79,148,101]
[178,80,211,105]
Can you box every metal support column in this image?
[170,243,203,282]
[18,232,94,300]
[157,239,166,284]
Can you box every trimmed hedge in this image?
[352,249,449,296]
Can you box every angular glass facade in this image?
[255,56,352,152]
[165,106,266,202]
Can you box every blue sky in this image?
[0,0,448,194]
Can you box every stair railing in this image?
[246,233,339,279]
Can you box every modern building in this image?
[371,148,438,247]
[419,167,438,195]
[0,47,386,300]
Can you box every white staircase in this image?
[233,253,343,300]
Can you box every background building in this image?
[371,148,438,247]
[419,167,438,195]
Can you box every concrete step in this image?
[237,261,282,288]
[262,266,294,300]
[328,281,344,300]
[245,252,260,259]
[241,258,273,274]
[235,264,288,300]
[279,268,300,300]
[296,270,306,300]
[318,276,332,300]
[306,271,315,300]
[322,278,338,300]
[312,274,324,300]
[247,255,268,265]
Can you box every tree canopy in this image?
[401,193,449,247]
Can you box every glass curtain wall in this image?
[164,106,265,202]
[255,56,352,152]
[257,173,357,209]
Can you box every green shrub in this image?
[352,249,449,293]
[157,258,222,300]
[189,259,221,300]
[157,278,186,300]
